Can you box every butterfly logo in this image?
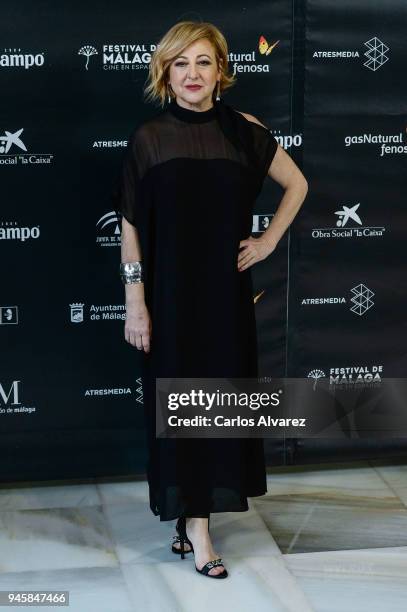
[259,35,279,56]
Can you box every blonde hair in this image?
[143,21,236,108]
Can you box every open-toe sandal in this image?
[175,516,228,579]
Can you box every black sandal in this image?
[171,516,193,555]
[171,515,211,555]
[175,516,228,579]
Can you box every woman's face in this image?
[168,38,222,110]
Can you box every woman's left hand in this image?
[237,235,277,271]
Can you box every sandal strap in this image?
[172,535,189,543]
[199,558,224,575]
[172,534,192,546]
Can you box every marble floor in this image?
[1,457,407,611]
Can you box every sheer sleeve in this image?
[231,108,278,181]
[112,129,141,229]
[250,121,278,180]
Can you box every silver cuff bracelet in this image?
[120,261,144,284]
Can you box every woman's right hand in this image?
[124,302,152,353]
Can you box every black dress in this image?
[114,97,278,521]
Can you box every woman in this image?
[113,21,308,579]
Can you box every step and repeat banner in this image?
[288,0,407,461]
[1,1,406,481]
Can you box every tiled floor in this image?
[1,458,407,611]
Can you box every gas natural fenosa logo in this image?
[258,35,279,56]
[228,34,280,75]
[344,127,405,156]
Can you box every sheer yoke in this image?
[113,98,278,521]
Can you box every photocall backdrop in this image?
[1,1,406,481]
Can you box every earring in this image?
[216,81,221,101]
[167,84,172,103]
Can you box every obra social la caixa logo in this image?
[0,128,53,165]
[311,202,386,240]
[77,34,281,73]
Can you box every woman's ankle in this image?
[186,517,209,531]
